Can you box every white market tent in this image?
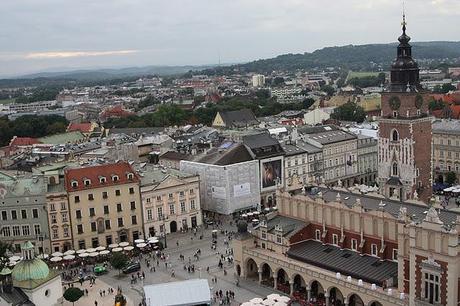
[143,279,210,306]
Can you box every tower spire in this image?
[401,0,407,34]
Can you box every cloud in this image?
[24,50,139,59]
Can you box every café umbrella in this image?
[95,246,106,251]
[99,250,110,255]
[76,249,87,254]
[50,256,62,262]
[51,252,63,257]
[108,243,119,248]
[64,250,75,256]
[123,246,134,251]
[63,255,75,260]
[79,253,89,258]
[119,242,130,247]
[112,247,123,252]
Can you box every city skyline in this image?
[1,0,460,76]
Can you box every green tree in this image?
[428,99,445,111]
[63,287,84,306]
[446,171,457,185]
[331,102,366,123]
[320,85,335,96]
[0,241,11,271]
[110,252,128,275]
[46,122,67,135]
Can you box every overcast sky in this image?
[1,0,459,77]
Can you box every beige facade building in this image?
[432,120,460,184]
[233,186,460,306]
[298,125,359,187]
[65,162,143,250]
[47,183,72,253]
[140,166,202,237]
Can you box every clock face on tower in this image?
[415,94,423,109]
[389,96,401,110]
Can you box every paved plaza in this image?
[84,222,280,306]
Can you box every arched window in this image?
[392,129,399,141]
[392,163,398,176]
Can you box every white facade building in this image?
[180,160,260,215]
[252,74,265,87]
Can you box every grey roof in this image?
[280,143,306,156]
[193,142,253,165]
[287,240,398,286]
[298,125,357,145]
[296,141,322,154]
[0,287,32,305]
[108,127,165,136]
[309,187,460,224]
[143,279,211,306]
[159,151,191,161]
[432,120,460,135]
[243,133,279,149]
[218,109,258,128]
[264,215,306,238]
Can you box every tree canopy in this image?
[433,83,457,94]
[63,287,84,305]
[110,252,129,275]
[0,115,68,147]
[331,102,366,123]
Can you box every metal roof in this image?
[143,279,211,306]
[287,240,398,286]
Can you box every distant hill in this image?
[204,41,460,74]
[19,65,216,80]
[0,65,216,88]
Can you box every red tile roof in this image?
[67,123,93,133]
[100,105,134,119]
[64,162,139,192]
[9,136,41,147]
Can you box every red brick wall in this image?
[404,259,410,294]
[381,92,430,118]
[289,222,398,260]
[412,120,433,202]
[415,255,448,305]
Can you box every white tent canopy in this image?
[143,279,210,306]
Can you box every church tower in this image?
[377,15,432,203]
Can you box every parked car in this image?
[122,262,141,274]
[94,265,107,275]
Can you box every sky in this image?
[0,0,459,77]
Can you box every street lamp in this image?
[160,216,168,248]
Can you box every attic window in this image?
[99,177,106,184]
[71,181,78,188]
[127,173,134,180]
[84,179,91,187]
[112,175,119,182]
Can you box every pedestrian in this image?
[94,301,98,306]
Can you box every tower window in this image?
[391,129,399,141]
[392,163,398,176]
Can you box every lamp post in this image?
[161,216,168,249]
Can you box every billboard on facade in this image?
[261,159,282,189]
[211,186,226,199]
[233,183,251,197]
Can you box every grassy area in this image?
[346,71,380,82]
[0,98,15,104]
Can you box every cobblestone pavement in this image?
[61,278,133,306]
[97,222,282,306]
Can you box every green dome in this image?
[12,258,50,282]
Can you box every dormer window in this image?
[112,175,119,182]
[99,177,106,184]
[84,179,91,187]
[71,181,78,188]
[127,173,134,180]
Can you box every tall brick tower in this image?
[377,15,432,203]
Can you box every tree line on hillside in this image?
[347,73,386,88]
[0,115,68,147]
[104,91,316,128]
